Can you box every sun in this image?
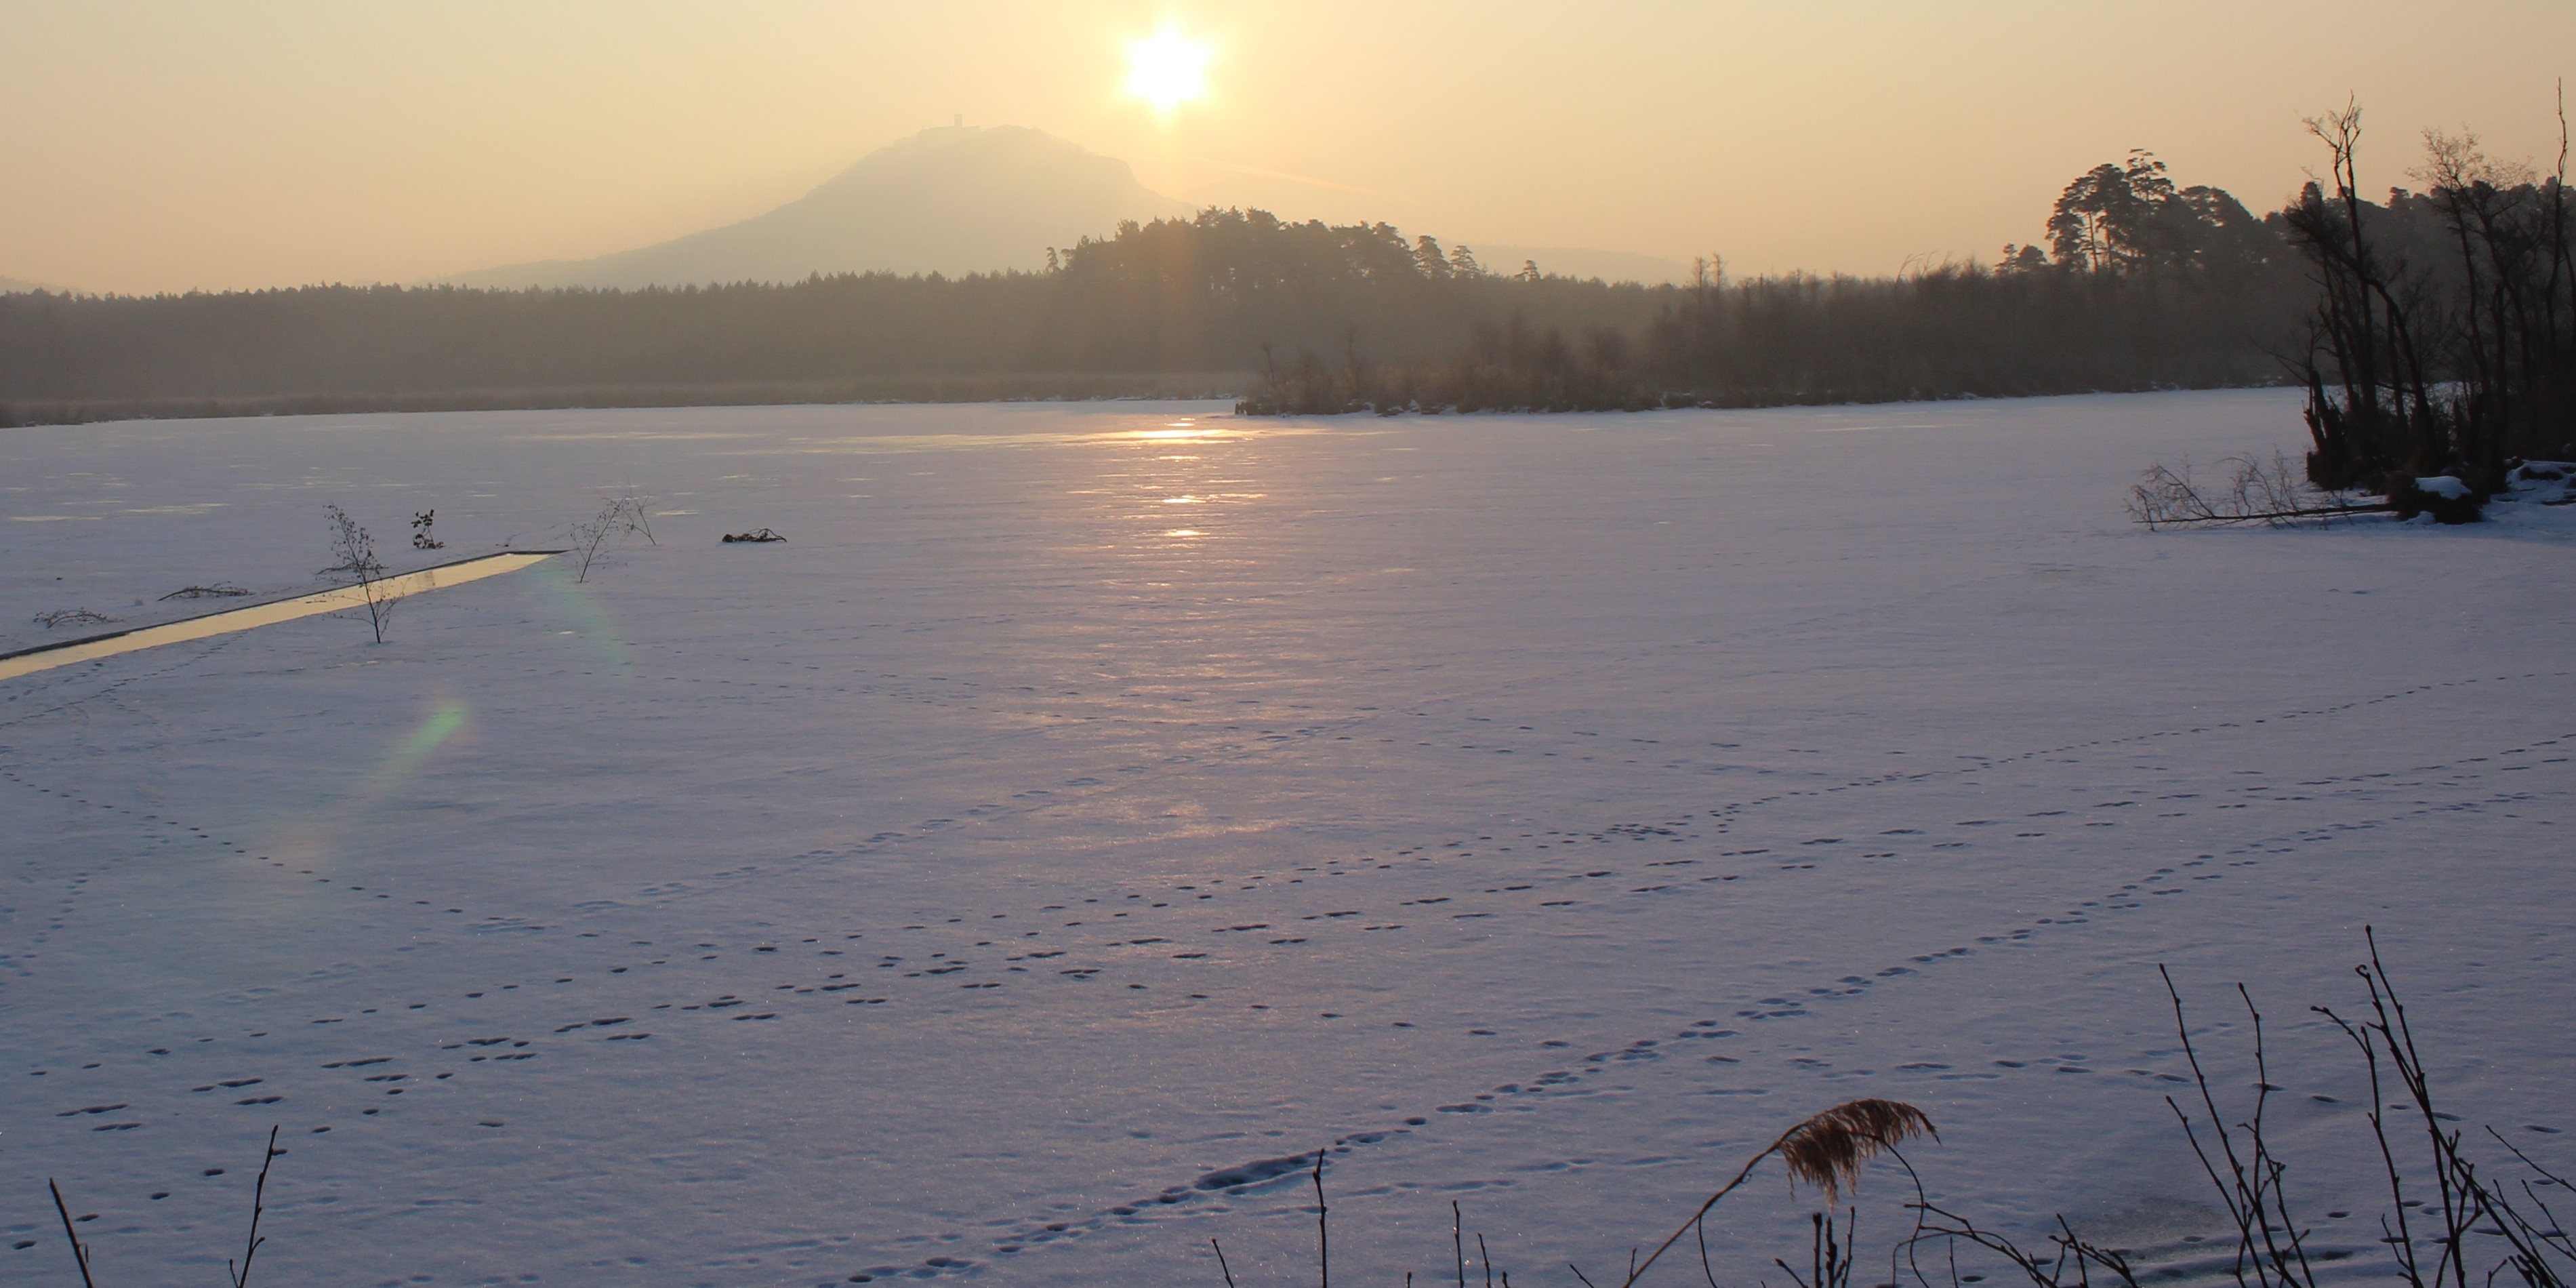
[1125,26,1209,113]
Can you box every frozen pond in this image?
[3,393,2573,1287]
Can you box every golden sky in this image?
[5,0,2571,294]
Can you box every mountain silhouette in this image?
[449,125,1193,289]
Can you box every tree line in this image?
[1242,150,2308,413]
[0,209,1649,424]
[3,141,2512,429]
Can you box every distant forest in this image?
[3,140,2552,432]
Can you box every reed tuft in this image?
[1776,1099,1937,1203]
[1617,1098,1935,1285]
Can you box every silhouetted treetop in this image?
[2007,150,2281,279]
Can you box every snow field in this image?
[3,392,2573,1287]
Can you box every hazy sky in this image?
[5,1,2571,294]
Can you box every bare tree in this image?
[2284,100,2443,487]
[323,504,399,643]
[2283,94,2576,490]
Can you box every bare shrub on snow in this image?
[32,607,116,628]
[2127,453,2388,529]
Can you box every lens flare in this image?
[260,697,472,878]
[394,700,468,763]
[541,565,634,676]
[342,698,470,818]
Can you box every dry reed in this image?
[1617,1098,1935,1287]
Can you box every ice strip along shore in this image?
[0,550,559,682]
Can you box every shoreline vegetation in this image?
[2286,100,2575,494]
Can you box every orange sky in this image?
[4,0,2571,294]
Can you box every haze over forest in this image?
[3,2,2571,296]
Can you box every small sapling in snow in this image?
[411,509,445,550]
[323,504,401,643]
[567,494,655,582]
[225,1125,283,1288]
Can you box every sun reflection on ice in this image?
[1130,420,1224,443]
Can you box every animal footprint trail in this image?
[813,741,2572,1276]
[12,716,2560,1070]
[6,656,2556,1002]
[11,590,2574,1278]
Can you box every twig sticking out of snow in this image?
[1315,1149,1331,1288]
[49,1125,285,1288]
[226,1124,281,1288]
[1898,1173,2140,1288]
[1457,1200,1468,1288]
[47,1178,96,1288]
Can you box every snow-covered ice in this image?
[3,390,2573,1287]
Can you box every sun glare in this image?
[1125,27,1209,113]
